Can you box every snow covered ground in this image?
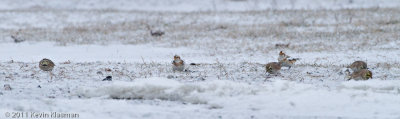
[1,0,400,119]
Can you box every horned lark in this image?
[265,62,281,74]
[278,51,299,69]
[39,58,55,79]
[172,55,185,72]
[347,61,367,72]
[39,58,55,71]
[348,69,372,80]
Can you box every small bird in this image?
[265,62,282,75]
[39,58,55,71]
[146,24,165,37]
[150,30,165,37]
[278,51,300,69]
[172,55,185,72]
[4,84,12,91]
[347,61,367,72]
[10,29,25,43]
[39,58,55,79]
[348,69,372,80]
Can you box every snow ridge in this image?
[78,78,261,104]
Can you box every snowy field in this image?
[1,0,400,119]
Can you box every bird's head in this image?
[365,70,372,79]
[174,55,181,60]
[40,59,51,66]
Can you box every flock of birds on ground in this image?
[172,51,373,80]
[4,28,373,91]
[265,51,372,80]
[36,51,372,80]
[2,51,373,90]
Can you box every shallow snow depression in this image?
[77,78,400,118]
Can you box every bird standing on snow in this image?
[347,69,372,80]
[39,58,55,79]
[172,55,185,72]
[39,58,55,71]
[266,62,282,75]
[347,61,367,72]
[146,24,165,37]
[278,51,300,69]
[10,29,25,43]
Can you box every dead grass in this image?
[1,61,399,84]
[1,8,399,56]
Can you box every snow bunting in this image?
[348,69,372,80]
[265,62,281,74]
[347,61,367,72]
[278,51,300,69]
[172,55,185,72]
[39,58,55,71]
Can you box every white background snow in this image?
[1,0,400,119]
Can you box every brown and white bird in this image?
[278,51,300,69]
[347,61,367,72]
[39,58,55,71]
[172,55,185,72]
[39,58,55,79]
[348,69,372,80]
[265,62,282,75]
